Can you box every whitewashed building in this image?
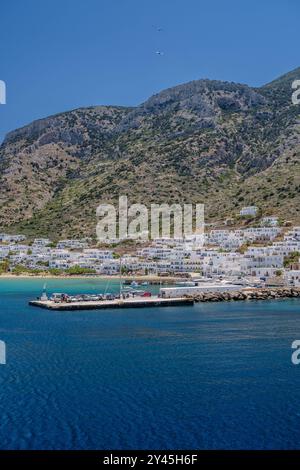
[240,206,258,217]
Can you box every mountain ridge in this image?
[0,67,299,238]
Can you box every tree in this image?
[0,260,9,274]
[47,242,57,248]
[121,266,128,275]
[284,251,300,268]
[66,265,96,275]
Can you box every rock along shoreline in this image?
[190,287,300,303]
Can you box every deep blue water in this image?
[0,278,300,449]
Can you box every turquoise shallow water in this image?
[0,278,300,449]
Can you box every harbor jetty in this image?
[29,296,194,311]
[29,285,300,311]
[189,287,300,302]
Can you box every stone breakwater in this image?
[190,287,300,302]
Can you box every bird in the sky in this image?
[152,25,163,32]
[155,51,164,56]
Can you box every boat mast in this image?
[119,256,122,298]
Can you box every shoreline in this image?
[0,273,179,283]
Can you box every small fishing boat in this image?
[131,281,139,287]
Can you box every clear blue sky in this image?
[0,0,299,142]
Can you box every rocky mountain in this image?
[0,67,299,238]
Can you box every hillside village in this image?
[1,206,300,288]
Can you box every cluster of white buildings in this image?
[0,220,300,286]
[0,237,116,274]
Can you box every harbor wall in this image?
[189,287,300,302]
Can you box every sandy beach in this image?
[0,273,181,283]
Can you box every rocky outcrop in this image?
[191,288,300,302]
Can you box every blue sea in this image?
[0,278,300,450]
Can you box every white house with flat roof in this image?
[284,228,300,241]
[285,270,300,287]
[240,206,258,217]
[33,238,51,247]
[260,216,279,227]
[0,234,26,243]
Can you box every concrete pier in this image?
[29,296,194,311]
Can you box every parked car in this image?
[104,293,115,300]
[50,293,69,303]
[142,292,152,297]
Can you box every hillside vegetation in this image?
[0,67,300,238]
